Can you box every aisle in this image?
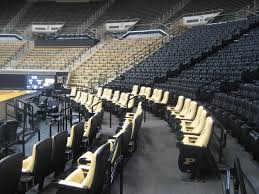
[110,112,222,194]
[21,111,222,194]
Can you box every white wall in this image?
[182,12,221,26]
[105,21,138,32]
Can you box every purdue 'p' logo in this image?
[183,158,196,165]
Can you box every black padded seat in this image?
[0,153,23,194]
[3,120,19,144]
[51,131,68,177]
[21,138,53,190]
[66,122,84,161]
[56,142,111,194]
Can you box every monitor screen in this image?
[27,75,55,90]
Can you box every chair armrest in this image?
[52,181,89,192]
[187,136,198,139]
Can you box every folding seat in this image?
[227,99,251,138]
[1,120,19,147]
[77,92,88,105]
[151,91,170,115]
[85,96,100,114]
[21,138,53,190]
[56,142,111,194]
[146,89,163,110]
[177,117,214,177]
[102,89,113,101]
[173,101,198,130]
[177,109,207,139]
[71,91,82,106]
[124,105,143,152]
[239,103,259,149]
[146,88,158,102]
[96,87,103,98]
[131,85,139,96]
[117,95,135,118]
[82,113,99,146]
[51,131,68,177]
[100,88,108,99]
[164,96,184,121]
[0,153,23,194]
[73,92,88,111]
[81,94,94,115]
[105,90,120,110]
[68,87,77,98]
[138,86,146,97]
[113,93,130,114]
[143,87,152,100]
[168,98,191,128]
[66,122,84,161]
[111,92,125,109]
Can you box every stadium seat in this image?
[66,122,84,161]
[0,153,23,194]
[21,138,53,190]
[51,131,68,177]
[165,96,184,121]
[56,142,111,194]
[177,117,214,177]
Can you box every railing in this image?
[70,35,169,89]
[1,3,34,33]
[67,41,106,86]
[153,0,191,24]
[102,35,170,86]
[65,84,94,93]
[210,3,258,23]
[77,0,116,34]
[224,157,247,194]
[6,99,40,156]
[165,9,223,29]
[3,40,33,69]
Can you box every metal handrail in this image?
[233,157,247,194]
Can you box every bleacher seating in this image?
[156,18,259,99]
[70,37,163,87]
[0,1,259,193]
[0,41,27,67]
[105,17,259,165]
[15,47,88,70]
[107,19,253,91]
[91,0,179,29]
[0,0,24,29]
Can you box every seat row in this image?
[56,101,144,193]
[69,37,163,88]
[164,95,214,177]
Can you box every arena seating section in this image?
[0,1,259,193]
[107,19,252,90]
[166,0,252,23]
[105,16,259,161]
[0,0,24,29]
[0,41,27,68]
[91,0,179,28]
[69,37,163,87]
[15,46,88,70]
[12,2,104,34]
